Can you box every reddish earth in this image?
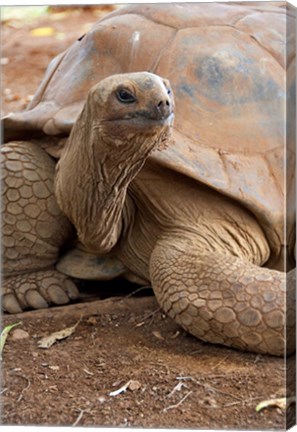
[1,5,295,429]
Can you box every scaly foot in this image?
[2,269,79,313]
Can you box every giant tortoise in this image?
[2,3,295,356]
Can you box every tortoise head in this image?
[83,72,174,144]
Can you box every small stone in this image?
[49,365,60,371]
[98,396,106,403]
[86,317,97,326]
[11,329,29,340]
[128,380,141,391]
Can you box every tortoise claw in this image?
[25,290,49,310]
[47,285,70,305]
[64,279,80,300]
[2,293,23,314]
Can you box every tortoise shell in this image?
[3,3,296,258]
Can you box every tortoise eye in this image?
[116,89,136,104]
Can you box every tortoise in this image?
[2,3,295,356]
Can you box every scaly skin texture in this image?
[117,164,295,356]
[1,141,79,313]
[150,239,295,356]
[55,73,295,356]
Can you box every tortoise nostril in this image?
[154,97,172,120]
[157,99,170,108]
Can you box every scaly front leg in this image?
[2,141,79,313]
[150,238,295,356]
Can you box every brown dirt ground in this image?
[1,5,296,429]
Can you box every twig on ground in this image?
[177,376,242,402]
[10,373,31,403]
[135,308,161,327]
[224,397,263,408]
[124,286,151,299]
[163,390,193,412]
[207,375,229,380]
[72,409,85,427]
[211,355,229,370]
[167,381,188,398]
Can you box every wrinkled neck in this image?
[55,100,170,253]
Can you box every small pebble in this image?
[128,380,141,391]
[11,329,29,340]
[98,396,106,404]
[86,317,97,326]
[49,365,59,371]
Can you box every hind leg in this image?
[2,141,79,313]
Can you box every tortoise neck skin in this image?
[55,72,174,253]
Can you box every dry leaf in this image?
[30,27,56,37]
[37,319,81,349]
[256,397,296,412]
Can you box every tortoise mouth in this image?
[106,112,174,127]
